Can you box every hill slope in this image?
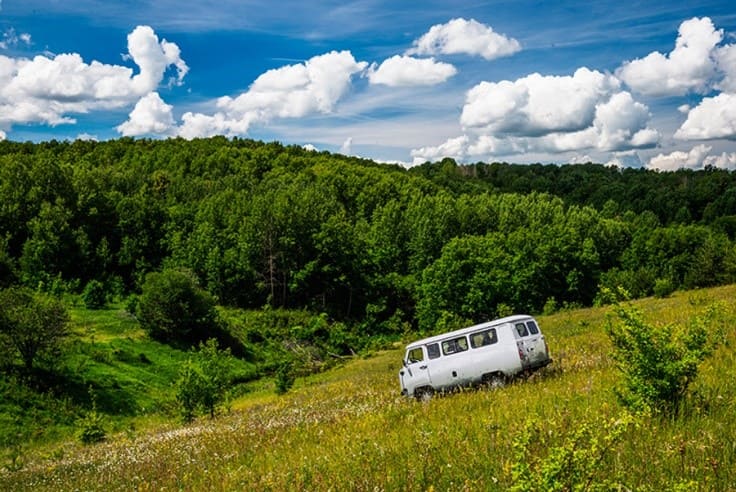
[2,285,735,490]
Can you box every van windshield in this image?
[407,347,424,363]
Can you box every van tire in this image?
[415,386,434,401]
[482,373,506,389]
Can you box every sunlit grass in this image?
[2,286,736,490]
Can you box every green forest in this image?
[2,137,735,329]
[2,137,736,452]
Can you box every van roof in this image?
[405,315,534,349]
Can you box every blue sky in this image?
[1,0,736,169]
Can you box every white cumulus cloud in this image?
[178,50,367,138]
[412,69,660,164]
[460,68,621,135]
[0,25,187,134]
[407,18,521,60]
[716,44,736,92]
[674,93,736,140]
[647,144,713,170]
[605,151,644,168]
[704,151,736,169]
[411,135,471,165]
[117,92,175,136]
[646,145,736,171]
[617,17,722,96]
[367,55,456,86]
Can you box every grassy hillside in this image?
[2,285,736,490]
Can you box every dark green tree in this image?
[136,268,219,345]
[0,286,70,371]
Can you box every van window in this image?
[526,320,539,335]
[427,343,441,359]
[442,336,469,356]
[407,347,424,363]
[470,328,498,348]
[515,322,529,337]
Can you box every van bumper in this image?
[529,357,552,370]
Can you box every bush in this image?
[136,268,219,345]
[77,407,107,444]
[274,359,295,395]
[606,299,721,413]
[652,277,676,298]
[510,413,635,492]
[176,339,234,422]
[76,391,107,444]
[81,280,107,309]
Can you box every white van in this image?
[399,315,552,399]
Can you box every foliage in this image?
[510,412,636,492]
[653,277,676,298]
[274,359,295,395]
[1,285,736,490]
[175,339,234,422]
[81,280,107,309]
[76,391,107,445]
[136,268,219,346]
[0,286,70,370]
[1,138,736,334]
[605,296,722,413]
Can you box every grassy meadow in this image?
[2,285,736,490]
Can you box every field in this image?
[2,285,736,491]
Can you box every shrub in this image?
[606,300,721,413]
[76,392,107,444]
[510,413,635,492]
[652,277,676,298]
[176,339,234,422]
[136,268,219,345]
[274,359,295,395]
[81,280,107,309]
[542,297,558,315]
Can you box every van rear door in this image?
[514,319,550,369]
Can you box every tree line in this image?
[1,137,736,341]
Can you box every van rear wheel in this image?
[483,373,506,389]
[415,386,434,401]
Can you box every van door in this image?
[400,346,432,396]
[513,322,532,370]
[514,319,549,369]
[523,319,550,368]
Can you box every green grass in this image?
[2,286,736,490]
[0,303,258,454]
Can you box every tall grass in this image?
[2,286,735,490]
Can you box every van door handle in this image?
[419,365,427,370]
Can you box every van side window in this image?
[407,347,424,363]
[427,343,441,359]
[470,328,498,348]
[442,336,469,355]
[526,320,539,335]
[515,322,529,337]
